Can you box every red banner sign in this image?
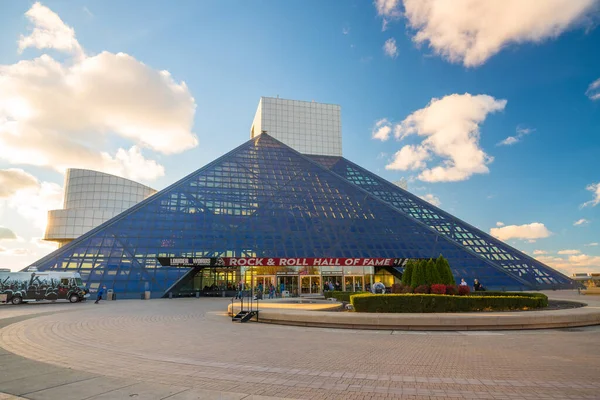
[158,257,406,267]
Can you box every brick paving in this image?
[1,293,600,399]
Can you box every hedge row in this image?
[324,291,369,302]
[350,293,548,313]
[470,291,548,307]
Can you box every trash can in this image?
[144,291,151,300]
[106,289,114,301]
[168,291,173,299]
[195,291,200,298]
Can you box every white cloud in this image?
[30,237,59,250]
[383,38,399,58]
[497,125,535,146]
[497,136,518,146]
[0,168,63,231]
[533,250,547,255]
[558,249,581,255]
[586,78,600,101]
[536,253,600,275]
[489,222,551,241]
[496,222,505,227]
[585,242,599,246]
[372,119,393,141]
[7,178,63,230]
[18,2,85,59]
[0,247,32,256]
[403,0,598,67]
[0,169,39,197]
[342,27,350,35]
[581,182,600,208]
[0,3,198,182]
[419,193,441,207]
[375,0,402,18]
[573,218,590,226]
[375,0,402,30]
[384,93,506,182]
[0,227,18,240]
[386,145,429,171]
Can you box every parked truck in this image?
[0,267,89,305]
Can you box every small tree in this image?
[411,259,428,288]
[426,258,441,284]
[402,260,414,286]
[435,255,455,285]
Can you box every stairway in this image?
[232,310,258,323]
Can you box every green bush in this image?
[435,255,455,285]
[426,258,441,284]
[350,293,548,313]
[324,291,368,302]
[411,260,428,287]
[469,291,548,307]
[401,260,414,286]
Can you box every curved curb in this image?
[253,305,600,331]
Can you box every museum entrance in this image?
[277,275,299,297]
[300,275,321,294]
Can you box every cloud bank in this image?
[0,2,198,182]
[489,222,551,241]
[380,93,506,182]
[402,0,598,66]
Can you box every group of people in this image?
[322,280,341,291]
[460,278,485,291]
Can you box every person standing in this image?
[268,283,275,299]
[95,285,106,304]
[459,278,468,286]
[235,280,244,299]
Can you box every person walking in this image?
[95,285,106,304]
[268,283,275,299]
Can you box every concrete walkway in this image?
[1,292,600,399]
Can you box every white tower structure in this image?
[251,97,342,156]
[44,169,156,247]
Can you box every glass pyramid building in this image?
[28,134,574,298]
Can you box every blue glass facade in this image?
[29,134,574,298]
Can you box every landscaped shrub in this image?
[445,285,458,295]
[391,283,404,294]
[457,285,471,296]
[401,285,413,294]
[401,260,414,286]
[430,283,446,294]
[324,291,368,302]
[414,284,430,294]
[411,260,428,288]
[350,293,548,313]
[469,291,548,307]
[426,258,442,285]
[435,255,456,285]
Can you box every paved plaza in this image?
[1,292,600,400]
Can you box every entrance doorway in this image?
[322,275,343,291]
[300,275,321,294]
[254,275,275,295]
[277,275,298,297]
[344,275,364,292]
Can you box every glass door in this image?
[277,276,299,297]
[301,276,321,294]
[344,276,364,292]
[323,275,343,291]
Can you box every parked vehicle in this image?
[0,267,89,305]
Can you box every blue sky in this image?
[0,0,599,273]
